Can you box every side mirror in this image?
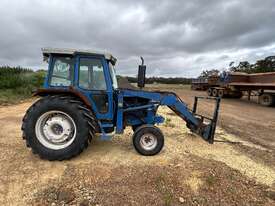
[137,57,146,88]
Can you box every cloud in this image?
[0,0,274,77]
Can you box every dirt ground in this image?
[149,84,275,166]
[1,85,275,206]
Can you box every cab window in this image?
[79,58,107,90]
[50,57,74,86]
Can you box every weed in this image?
[164,118,175,128]
[205,175,217,186]
[155,174,173,206]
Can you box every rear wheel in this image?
[218,89,224,98]
[212,89,218,97]
[132,125,164,156]
[22,95,97,160]
[259,93,275,106]
[207,88,213,96]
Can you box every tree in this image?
[199,69,220,78]
[229,56,275,74]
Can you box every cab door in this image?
[76,55,113,120]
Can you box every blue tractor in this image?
[22,48,221,160]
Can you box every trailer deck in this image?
[206,72,275,106]
[228,82,275,90]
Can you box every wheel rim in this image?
[212,89,218,97]
[35,111,76,150]
[218,90,224,97]
[263,96,270,103]
[139,133,157,151]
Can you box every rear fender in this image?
[33,86,92,109]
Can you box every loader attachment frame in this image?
[191,96,221,143]
[164,94,221,144]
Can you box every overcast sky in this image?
[0,0,275,77]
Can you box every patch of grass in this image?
[228,185,238,195]
[164,118,175,128]
[155,174,173,206]
[146,84,191,90]
[205,174,217,186]
[0,89,31,104]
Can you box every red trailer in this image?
[207,72,275,106]
[191,78,209,90]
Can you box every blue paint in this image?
[116,92,124,133]
[43,53,221,143]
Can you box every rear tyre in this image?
[212,89,218,97]
[259,93,275,107]
[21,95,97,160]
[132,125,164,156]
[207,88,213,96]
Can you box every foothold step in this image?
[100,133,113,141]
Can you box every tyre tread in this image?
[21,95,98,160]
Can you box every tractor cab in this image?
[42,48,118,120]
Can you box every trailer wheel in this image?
[212,89,218,97]
[21,95,97,160]
[132,125,164,156]
[259,93,275,107]
[207,88,213,96]
[218,89,224,98]
[234,92,243,99]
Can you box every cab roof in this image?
[42,47,117,65]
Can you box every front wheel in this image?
[132,125,164,156]
[131,124,142,132]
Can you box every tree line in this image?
[0,66,45,104]
[199,55,275,77]
[0,66,45,89]
[120,76,192,85]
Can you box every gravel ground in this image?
[0,88,275,205]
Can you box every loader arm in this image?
[159,93,221,143]
[120,89,221,143]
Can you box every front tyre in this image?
[22,95,97,160]
[132,125,164,156]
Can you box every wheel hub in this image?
[43,115,72,143]
[35,111,76,150]
[51,123,64,135]
[140,134,157,151]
